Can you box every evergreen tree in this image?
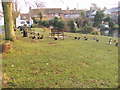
[38,12,43,24]
[49,17,64,30]
[93,10,104,27]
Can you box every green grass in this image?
[2,28,118,88]
[0,26,4,29]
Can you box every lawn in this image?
[2,28,118,88]
[0,26,4,29]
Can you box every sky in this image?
[0,0,119,13]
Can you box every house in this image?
[0,11,4,26]
[29,7,83,20]
[104,7,119,15]
[17,8,82,27]
[17,8,84,26]
[86,10,97,19]
[29,8,64,20]
[104,7,119,23]
[63,9,82,18]
[16,14,33,28]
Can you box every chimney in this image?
[29,7,32,12]
[74,8,76,10]
[67,6,69,10]
[77,3,79,10]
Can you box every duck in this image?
[74,37,77,39]
[96,39,99,42]
[54,37,58,40]
[78,37,81,40]
[115,43,119,46]
[62,37,64,40]
[37,33,40,36]
[85,38,88,40]
[40,35,44,39]
[32,36,36,39]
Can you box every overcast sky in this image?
[0,0,119,13]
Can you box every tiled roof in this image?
[30,8,63,15]
[63,10,82,14]
[21,8,83,19]
[20,14,30,21]
[86,10,95,15]
[104,7,119,14]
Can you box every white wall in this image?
[29,18,33,26]
[16,15,33,28]
[0,16,4,26]
[64,14,80,18]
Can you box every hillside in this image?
[2,28,118,88]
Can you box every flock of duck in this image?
[27,32,119,47]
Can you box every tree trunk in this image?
[2,0,16,41]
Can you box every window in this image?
[34,15,37,17]
[21,21,25,24]
[23,16,26,19]
[55,13,59,16]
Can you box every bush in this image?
[99,24,106,30]
[49,17,65,30]
[31,17,38,24]
[83,27,93,31]
[78,27,94,33]
[31,24,39,28]
[63,23,70,32]
[79,27,93,31]
[90,30,100,35]
[56,21,64,30]
[113,24,119,29]
[41,21,50,28]
[67,20,78,32]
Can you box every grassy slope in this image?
[0,26,4,29]
[2,28,118,88]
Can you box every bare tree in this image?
[34,1,45,9]
[12,0,21,28]
[33,0,46,21]
[90,3,99,10]
[23,0,46,9]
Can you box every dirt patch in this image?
[48,42,59,46]
[48,42,57,45]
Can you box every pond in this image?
[100,29,119,37]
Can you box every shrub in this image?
[84,27,93,31]
[67,20,78,32]
[56,20,64,30]
[99,24,106,30]
[63,23,70,32]
[31,24,39,28]
[49,17,65,30]
[41,21,50,28]
[90,30,101,35]
[113,24,119,29]
[31,17,38,24]
[78,27,94,33]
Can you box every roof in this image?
[30,8,63,15]
[63,10,82,14]
[86,10,96,15]
[104,7,119,14]
[20,14,30,21]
